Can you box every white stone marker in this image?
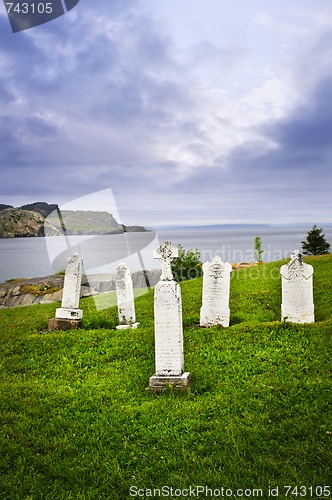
[200,255,232,327]
[280,249,314,323]
[115,263,139,329]
[149,241,190,390]
[55,253,83,320]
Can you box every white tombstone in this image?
[280,250,314,323]
[55,253,83,320]
[149,241,190,390]
[115,263,139,329]
[153,240,178,281]
[200,255,232,327]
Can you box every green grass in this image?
[0,256,331,499]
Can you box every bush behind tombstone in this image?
[171,244,203,282]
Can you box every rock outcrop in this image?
[0,270,161,308]
[19,202,59,218]
[0,202,149,238]
[0,208,45,238]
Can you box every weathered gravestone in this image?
[149,241,190,391]
[48,253,83,331]
[200,255,232,327]
[280,249,314,323]
[115,263,139,329]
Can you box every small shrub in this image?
[171,244,203,282]
[254,236,264,262]
[55,269,66,276]
[19,283,60,296]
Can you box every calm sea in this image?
[1,225,331,283]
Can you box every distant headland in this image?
[0,202,149,238]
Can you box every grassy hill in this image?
[0,255,331,499]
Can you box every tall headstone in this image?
[149,241,190,391]
[115,263,139,329]
[48,253,84,331]
[200,255,232,327]
[280,250,314,323]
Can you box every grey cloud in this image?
[0,3,183,159]
[1,2,332,225]
[265,77,332,155]
[185,39,247,70]
[163,69,332,222]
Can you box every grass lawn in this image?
[0,255,331,499]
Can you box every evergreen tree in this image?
[301,225,330,255]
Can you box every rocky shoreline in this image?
[0,270,161,309]
[0,263,258,309]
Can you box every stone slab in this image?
[115,263,137,326]
[48,318,82,331]
[148,372,190,392]
[200,256,232,327]
[154,280,184,376]
[61,253,83,310]
[280,250,314,323]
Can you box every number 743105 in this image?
[5,3,53,14]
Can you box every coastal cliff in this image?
[0,208,45,238]
[0,202,149,238]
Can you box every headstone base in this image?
[116,322,140,330]
[200,312,230,328]
[48,318,82,331]
[148,372,190,392]
[55,307,83,320]
[281,311,314,324]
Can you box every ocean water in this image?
[0,225,331,283]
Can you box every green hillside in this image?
[0,255,331,499]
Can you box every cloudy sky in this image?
[0,0,332,226]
